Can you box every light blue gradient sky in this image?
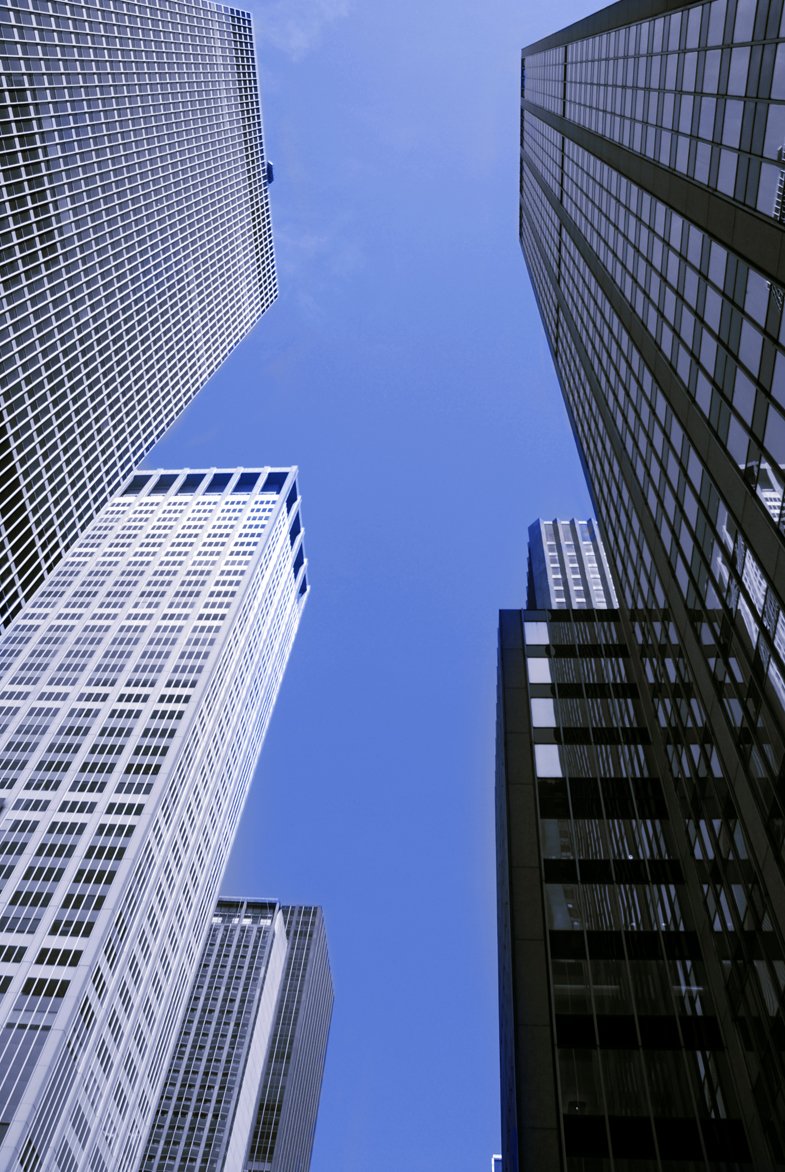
[146,0,597,1166]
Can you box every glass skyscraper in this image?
[517,0,785,1166]
[0,0,277,630]
[0,467,307,1171]
[140,899,333,1172]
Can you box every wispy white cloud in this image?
[252,0,350,61]
[276,221,364,277]
[274,220,365,320]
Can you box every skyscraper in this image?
[0,467,307,1171]
[497,523,754,1171]
[140,900,333,1172]
[519,1,785,1164]
[0,0,277,629]
[527,518,618,608]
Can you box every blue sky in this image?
[146,0,597,1166]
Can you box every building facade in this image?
[527,519,618,608]
[140,900,333,1172]
[519,1,785,1165]
[0,0,277,629]
[0,467,307,1172]
[497,596,753,1172]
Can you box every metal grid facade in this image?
[0,0,277,630]
[0,468,307,1171]
[519,0,785,1164]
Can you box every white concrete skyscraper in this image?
[0,467,307,1172]
[0,0,277,629]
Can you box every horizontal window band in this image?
[549,928,703,958]
[555,1011,724,1049]
[562,1112,750,1162]
[544,857,684,883]
[538,778,668,818]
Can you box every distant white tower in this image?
[140,900,333,1172]
[0,468,307,1172]
[526,518,618,609]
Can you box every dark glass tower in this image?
[516,1,785,1166]
[497,581,751,1171]
[0,0,277,630]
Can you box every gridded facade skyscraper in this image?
[0,467,307,1171]
[140,900,333,1172]
[527,519,618,608]
[519,0,785,1165]
[0,0,277,629]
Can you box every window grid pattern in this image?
[0,469,307,1172]
[524,108,785,520]
[0,0,277,630]
[244,906,333,1172]
[522,121,785,845]
[523,0,785,215]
